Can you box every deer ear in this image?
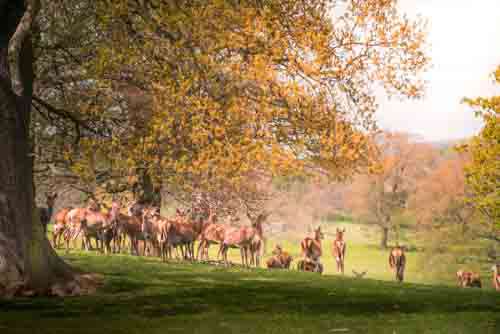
[176,208,180,214]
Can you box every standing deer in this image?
[162,208,201,261]
[248,212,267,267]
[492,264,499,291]
[332,228,346,274]
[196,210,225,261]
[52,206,73,248]
[64,205,89,252]
[221,212,267,267]
[39,192,58,234]
[389,245,406,282]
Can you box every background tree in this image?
[346,132,437,248]
[461,67,500,243]
[60,0,429,209]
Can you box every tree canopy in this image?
[461,66,500,240]
[32,0,429,208]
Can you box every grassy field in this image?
[1,250,499,334]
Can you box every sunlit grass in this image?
[1,251,498,334]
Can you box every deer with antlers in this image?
[332,228,347,274]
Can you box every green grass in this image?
[1,251,498,334]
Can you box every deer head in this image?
[314,226,324,240]
[46,192,58,208]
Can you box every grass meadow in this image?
[1,221,498,334]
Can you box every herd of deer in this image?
[39,193,499,289]
[48,197,269,267]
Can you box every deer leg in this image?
[196,240,204,261]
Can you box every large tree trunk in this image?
[0,0,95,297]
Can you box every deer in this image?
[163,208,201,261]
[141,206,168,257]
[266,244,293,269]
[52,206,73,248]
[64,205,90,252]
[39,192,58,234]
[456,270,482,288]
[298,226,324,273]
[220,211,267,267]
[332,227,347,274]
[389,245,406,283]
[248,212,268,267]
[352,270,367,279]
[196,209,225,261]
[492,264,499,291]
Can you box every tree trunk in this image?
[0,1,88,297]
[380,226,389,249]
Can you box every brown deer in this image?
[196,210,225,261]
[332,228,346,274]
[52,206,73,248]
[298,226,324,273]
[248,212,268,267]
[266,245,293,269]
[221,212,267,267]
[389,245,406,282]
[492,264,499,291]
[161,208,201,261]
[39,192,58,234]
[64,206,89,252]
[456,270,482,288]
[141,206,169,257]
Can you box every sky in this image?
[376,0,500,141]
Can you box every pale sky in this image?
[377,0,500,141]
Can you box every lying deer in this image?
[456,270,482,288]
[266,245,293,269]
[298,226,324,273]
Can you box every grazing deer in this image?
[389,245,406,282]
[266,245,293,269]
[298,226,324,273]
[332,228,347,274]
[492,264,499,291]
[456,270,482,288]
[52,206,73,248]
[39,192,58,234]
[221,212,268,267]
